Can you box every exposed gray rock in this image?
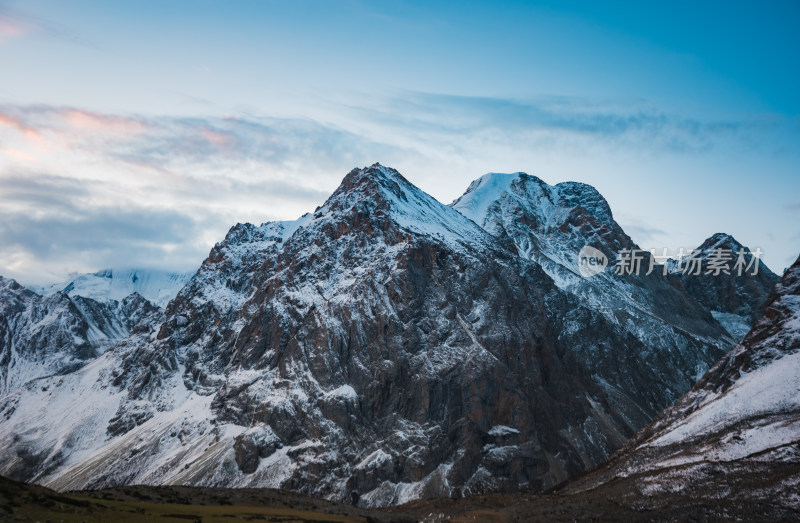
[667,233,779,339]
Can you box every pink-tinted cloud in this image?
[200,127,238,153]
[1,106,152,153]
[0,12,35,41]
[1,147,38,164]
[0,111,41,138]
[0,111,46,150]
[56,109,149,136]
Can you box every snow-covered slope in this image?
[0,165,737,507]
[642,252,800,464]
[0,277,162,396]
[453,172,615,242]
[451,172,733,424]
[36,268,193,308]
[563,252,800,514]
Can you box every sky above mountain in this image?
[1,0,799,285]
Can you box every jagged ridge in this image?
[0,165,739,508]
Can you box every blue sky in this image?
[1,0,798,284]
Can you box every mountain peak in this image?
[321,164,417,215]
[337,163,410,194]
[0,275,25,292]
[688,233,775,277]
[451,171,615,234]
[669,232,780,336]
[310,165,492,249]
[451,172,543,215]
[553,180,613,222]
[698,232,744,251]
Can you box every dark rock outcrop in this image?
[668,233,779,339]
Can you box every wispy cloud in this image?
[0,3,92,47]
[59,108,150,135]
[0,104,401,173]
[0,104,404,285]
[617,221,668,247]
[1,96,797,286]
[0,167,210,283]
[345,91,786,157]
[0,110,41,138]
[0,172,90,211]
[0,105,148,137]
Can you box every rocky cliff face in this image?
[562,253,800,516]
[667,233,779,340]
[0,276,161,395]
[0,165,736,507]
[452,172,733,425]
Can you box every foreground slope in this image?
[0,475,411,522]
[556,251,800,517]
[0,165,734,507]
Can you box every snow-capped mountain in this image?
[452,172,733,422]
[36,268,194,308]
[0,277,162,395]
[667,233,779,340]
[561,252,800,517]
[0,165,736,506]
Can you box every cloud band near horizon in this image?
[1,93,798,286]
